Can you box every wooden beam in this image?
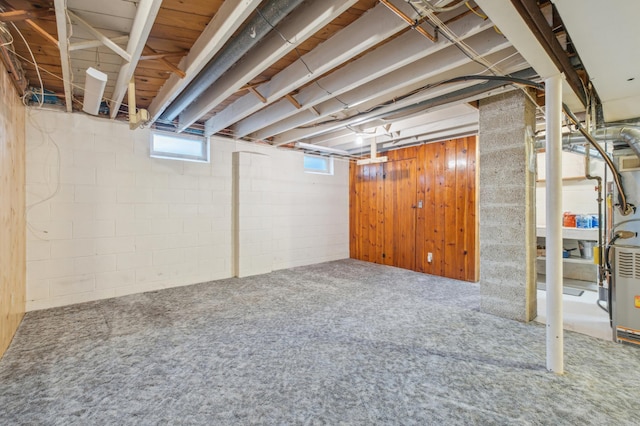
[204,0,422,136]
[0,8,52,22]
[69,35,128,51]
[24,19,58,46]
[258,34,514,139]
[109,0,163,118]
[378,0,437,43]
[142,45,186,78]
[149,0,262,123]
[178,0,359,132]
[284,67,535,147]
[231,13,495,138]
[510,0,587,107]
[139,50,187,61]
[53,0,72,112]
[248,86,267,104]
[67,10,131,62]
[285,94,302,109]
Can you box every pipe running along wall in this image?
[562,107,636,216]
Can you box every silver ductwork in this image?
[159,0,306,123]
[535,126,640,157]
[618,127,640,158]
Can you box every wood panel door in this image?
[349,136,478,282]
[384,159,417,270]
[350,163,385,264]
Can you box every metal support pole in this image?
[545,74,564,374]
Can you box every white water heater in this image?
[612,245,640,346]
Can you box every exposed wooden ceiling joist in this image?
[231,11,494,139]
[264,38,517,144]
[271,53,531,145]
[109,0,163,118]
[147,0,262,123]
[53,0,71,111]
[176,0,360,132]
[203,0,420,137]
[67,10,131,62]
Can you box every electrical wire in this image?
[409,0,467,13]
[254,8,350,108]
[405,0,545,114]
[0,22,14,47]
[25,111,63,240]
[10,22,43,107]
[7,49,132,112]
[464,2,487,19]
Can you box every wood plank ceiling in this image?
[0,0,579,154]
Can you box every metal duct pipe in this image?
[618,127,640,158]
[562,107,635,215]
[159,0,305,122]
[534,126,640,154]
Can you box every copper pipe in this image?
[378,0,437,42]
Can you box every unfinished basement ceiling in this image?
[0,0,627,154]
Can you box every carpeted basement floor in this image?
[1,259,639,425]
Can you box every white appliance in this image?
[612,245,640,346]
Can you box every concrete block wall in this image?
[478,90,537,322]
[535,158,605,227]
[233,151,273,277]
[25,109,348,310]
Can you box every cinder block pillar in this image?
[478,90,537,321]
[233,151,273,278]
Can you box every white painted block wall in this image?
[536,156,605,227]
[25,109,349,310]
[233,151,273,277]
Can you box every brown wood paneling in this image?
[415,145,427,273]
[433,142,446,276]
[443,140,457,278]
[349,136,478,282]
[466,136,479,281]
[385,159,417,270]
[454,137,469,281]
[0,58,26,358]
[350,162,384,264]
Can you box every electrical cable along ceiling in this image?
[1,0,631,155]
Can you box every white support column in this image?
[545,73,564,374]
[53,0,72,112]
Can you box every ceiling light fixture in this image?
[82,67,107,115]
[295,142,350,156]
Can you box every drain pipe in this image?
[159,0,305,122]
[583,97,605,291]
[546,74,563,375]
[584,143,604,285]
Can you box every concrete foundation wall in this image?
[25,109,348,310]
[479,90,537,322]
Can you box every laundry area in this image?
[533,132,640,345]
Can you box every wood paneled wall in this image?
[0,61,26,358]
[350,137,478,282]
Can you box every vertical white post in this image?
[545,73,564,374]
[370,136,377,160]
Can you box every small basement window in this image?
[150,131,209,163]
[304,154,333,175]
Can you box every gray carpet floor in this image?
[1,259,638,425]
